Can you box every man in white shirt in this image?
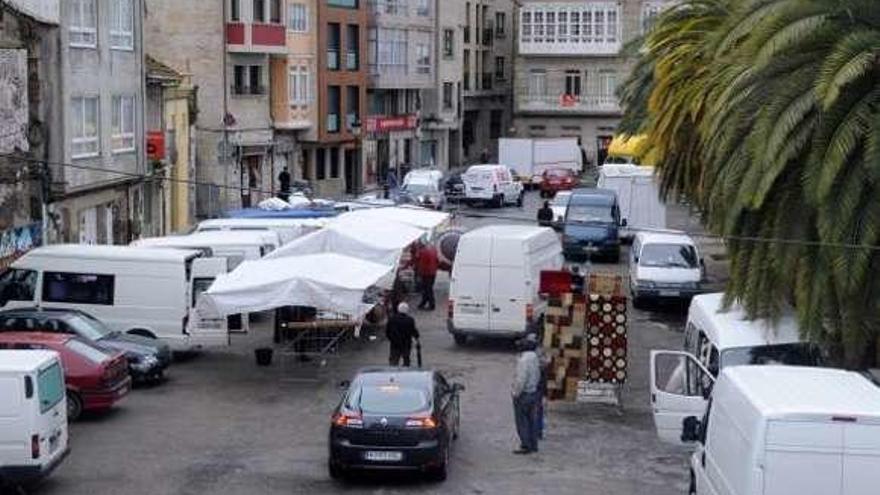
[512,335,541,454]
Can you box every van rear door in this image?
[488,237,527,334]
[842,422,880,495]
[189,258,230,347]
[650,350,714,444]
[34,360,67,467]
[451,238,491,332]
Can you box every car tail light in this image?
[31,434,39,459]
[332,412,364,428]
[526,303,535,323]
[447,299,454,319]
[405,417,438,429]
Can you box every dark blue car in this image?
[562,188,626,262]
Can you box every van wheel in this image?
[492,195,503,208]
[67,390,83,421]
[429,445,449,482]
[453,334,467,346]
[128,329,156,339]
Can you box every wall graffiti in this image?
[0,223,41,270]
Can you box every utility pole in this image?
[39,161,49,246]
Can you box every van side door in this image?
[189,258,230,347]
[650,350,715,444]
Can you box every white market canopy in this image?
[201,253,394,319]
[265,218,425,266]
[334,207,450,236]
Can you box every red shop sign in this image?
[147,131,166,160]
[364,115,418,134]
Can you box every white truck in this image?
[597,164,666,238]
[499,138,583,189]
[0,350,68,487]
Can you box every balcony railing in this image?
[518,94,621,114]
[519,37,621,56]
[327,49,340,70]
[226,22,285,54]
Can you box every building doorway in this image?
[241,155,262,208]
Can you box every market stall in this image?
[334,206,451,239]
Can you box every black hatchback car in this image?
[0,307,172,382]
[329,368,464,481]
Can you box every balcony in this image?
[227,22,286,54]
[518,94,621,115]
[519,37,621,56]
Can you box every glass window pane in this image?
[38,363,65,414]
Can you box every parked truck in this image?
[597,163,666,239]
[499,138,583,189]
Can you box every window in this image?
[642,1,665,33]
[288,66,311,105]
[346,24,360,70]
[346,86,359,130]
[70,0,97,47]
[330,147,340,178]
[233,65,246,94]
[528,69,546,100]
[254,0,266,22]
[112,95,136,152]
[327,23,340,70]
[495,56,505,80]
[270,0,282,23]
[369,28,408,73]
[316,148,326,179]
[463,50,470,90]
[249,65,264,94]
[416,43,430,74]
[443,82,453,110]
[521,11,532,42]
[490,110,502,139]
[443,29,454,58]
[71,96,99,158]
[110,0,134,50]
[496,12,506,37]
[231,0,241,21]
[521,5,620,46]
[37,363,65,414]
[42,272,115,306]
[565,70,582,97]
[598,69,617,96]
[327,86,340,133]
[327,0,358,7]
[0,269,37,302]
[416,0,430,16]
[464,2,471,43]
[288,3,308,31]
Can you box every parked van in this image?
[0,350,68,486]
[678,366,880,495]
[0,245,229,351]
[649,292,823,444]
[462,165,524,208]
[448,226,563,345]
[562,188,625,262]
[630,232,704,306]
[132,230,281,269]
[195,218,327,244]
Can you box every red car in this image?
[0,333,131,420]
[540,168,578,197]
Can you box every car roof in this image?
[17,244,201,264]
[689,293,802,350]
[0,350,59,372]
[570,188,617,205]
[723,366,880,420]
[354,367,434,387]
[636,231,696,246]
[0,307,88,319]
[0,332,73,344]
[464,225,554,242]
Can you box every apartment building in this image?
[308,0,369,196]
[513,0,673,166]
[461,0,515,164]
[147,0,286,216]
[57,0,148,243]
[420,0,465,171]
[362,0,434,181]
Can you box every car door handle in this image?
[492,307,501,312]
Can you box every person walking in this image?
[537,201,554,228]
[415,241,439,311]
[386,303,420,367]
[278,167,292,201]
[511,335,541,454]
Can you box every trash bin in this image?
[255,347,274,366]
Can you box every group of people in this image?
[385,240,440,367]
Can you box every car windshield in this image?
[65,339,111,364]
[347,384,430,414]
[403,182,438,195]
[640,243,699,269]
[546,169,570,178]
[567,205,613,224]
[64,314,113,340]
[721,343,823,368]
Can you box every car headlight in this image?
[131,355,158,371]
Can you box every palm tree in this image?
[620,0,880,367]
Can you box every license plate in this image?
[365,451,403,462]
[659,290,680,297]
[459,305,484,315]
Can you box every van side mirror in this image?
[620,218,628,228]
[681,416,701,443]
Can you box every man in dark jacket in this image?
[537,201,554,227]
[278,167,292,201]
[386,302,420,367]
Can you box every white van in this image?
[677,366,880,495]
[0,350,68,486]
[649,293,823,444]
[0,245,228,351]
[462,165,524,207]
[630,232,704,306]
[448,226,563,344]
[195,218,327,244]
[132,230,281,269]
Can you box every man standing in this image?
[512,335,541,454]
[386,303,420,367]
[278,167,292,201]
[415,241,439,311]
[537,201,554,228]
